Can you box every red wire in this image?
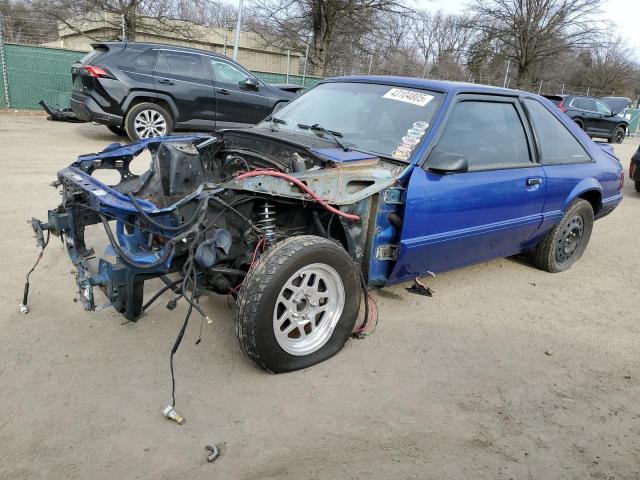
[235,169,361,222]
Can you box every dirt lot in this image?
[1,113,639,480]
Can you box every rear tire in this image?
[235,235,360,373]
[125,102,173,142]
[107,125,127,137]
[608,125,625,144]
[635,180,640,193]
[532,198,594,273]
[573,119,584,130]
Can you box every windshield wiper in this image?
[265,115,286,131]
[297,123,349,152]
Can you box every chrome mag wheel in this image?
[273,263,345,356]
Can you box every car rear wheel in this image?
[125,102,173,141]
[235,235,360,373]
[608,126,625,144]
[532,198,594,273]
[573,119,584,130]
[107,125,127,137]
[635,180,640,193]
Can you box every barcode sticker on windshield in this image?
[383,88,433,107]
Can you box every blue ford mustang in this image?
[29,77,623,372]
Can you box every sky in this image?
[415,0,640,61]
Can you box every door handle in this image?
[157,78,174,85]
[216,88,231,95]
[526,177,542,186]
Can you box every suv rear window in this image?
[116,49,157,73]
[524,99,590,165]
[156,51,208,81]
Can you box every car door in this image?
[153,50,216,129]
[389,95,546,281]
[206,56,271,126]
[576,98,600,134]
[593,100,616,134]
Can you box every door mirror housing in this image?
[427,150,469,174]
[240,78,259,90]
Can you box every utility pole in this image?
[0,12,10,108]
[232,0,244,61]
[286,50,290,83]
[121,13,126,41]
[301,43,309,86]
[368,54,373,75]
[503,60,510,88]
[537,80,543,94]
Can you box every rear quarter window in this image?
[524,99,591,165]
[115,49,157,73]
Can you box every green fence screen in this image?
[0,43,322,110]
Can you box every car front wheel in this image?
[125,102,173,141]
[235,235,360,373]
[532,198,594,273]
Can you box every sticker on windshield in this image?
[383,88,434,107]
[392,149,411,161]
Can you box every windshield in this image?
[258,82,444,161]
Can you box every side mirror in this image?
[427,150,469,174]
[240,78,259,90]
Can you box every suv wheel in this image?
[125,102,173,141]
[107,125,127,137]
[235,236,360,373]
[532,198,594,273]
[608,125,625,144]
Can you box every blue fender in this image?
[562,178,602,211]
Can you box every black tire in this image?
[573,119,584,130]
[107,125,127,137]
[235,235,360,373]
[532,198,594,273]
[635,180,640,193]
[608,125,625,144]
[124,102,173,142]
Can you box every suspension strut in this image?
[257,202,277,243]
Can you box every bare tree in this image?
[249,0,412,76]
[471,0,603,86]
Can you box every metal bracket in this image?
[375,245,399,261]
[383,187,405,205]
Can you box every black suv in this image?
[71,42,297,140]
[545,95,629,144]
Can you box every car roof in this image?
[322,75,535,97]
[94,41,229,59]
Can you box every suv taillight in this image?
[558,100,567,113]
[80,65,113,79]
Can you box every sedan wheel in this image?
[532,198,594,273]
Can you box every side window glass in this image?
[524,99,591,165]
[155,51,207,81]
[210,58,250,84]
[131,49,157,72]
[431,100,531,171]
[583,99,597,112]
[595,101,611,115]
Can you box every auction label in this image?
[383,88,434,107]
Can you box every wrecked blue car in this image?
[28,78,624,372]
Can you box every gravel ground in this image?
[1,114,639,480]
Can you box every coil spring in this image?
[257,202,277,242]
